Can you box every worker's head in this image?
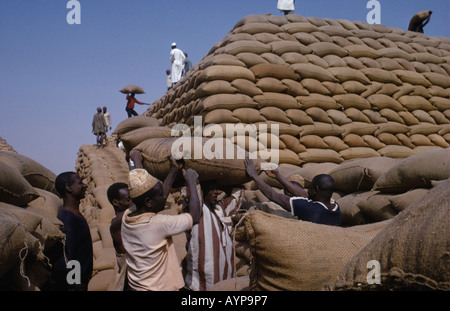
[55,172,87,200]
[103,106,107,112]
[308,174,335,201]
[107,182,133,214]
[171,42,177,49]
[128,169,165,212]
[97,107,102,113]
[201,181,219,207]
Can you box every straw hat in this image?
[128,169,160,199]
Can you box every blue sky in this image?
[0,0,449,175]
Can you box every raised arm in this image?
[183,168,201,225]
[267,169,308,198]
[244,156,291,212]
[162,156,183,199]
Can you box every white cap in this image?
[171,42,177,47]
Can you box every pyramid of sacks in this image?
[145,14,450,166]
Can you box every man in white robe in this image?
[277,0,295,15]
[170,42,185,87]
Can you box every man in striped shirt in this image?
[182,182,235,291]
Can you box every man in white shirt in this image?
[121,163,201,291]
[277,0,295,15]
[170,42,186,87]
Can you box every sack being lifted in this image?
[133,137,263,186]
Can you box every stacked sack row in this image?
[0,137,65,290]
[75,139,130,291]
[229,147,449,291]
[144,14,450,166]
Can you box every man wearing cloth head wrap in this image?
[121,159,201,291]
[170,42,186,87]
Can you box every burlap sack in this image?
[388,188,429,213]
[119,126,175,152]
[0,161,39,207]
[244,210,389,291]
[336,191,373,226]
[356,192,398,221]
[134,137,261,186]
[326,178,450,291]
[119,85,145,94]
[329,157,401,193]
[113,116,160,136]
[373,148,450,193]
[0,151,57,194]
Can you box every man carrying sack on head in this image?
[121,164,201,291]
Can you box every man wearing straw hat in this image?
[121,163,201,291]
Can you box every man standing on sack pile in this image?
[244,155,341,226]
[120,160,201,291]
[170,42,186,87]
[277,0,295,15]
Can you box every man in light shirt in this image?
[121,161,201,291]
[277,0,295,15]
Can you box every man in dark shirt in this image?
[244,156,341,226]
[44,172,93,291]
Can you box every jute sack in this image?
[393,70,432,87]
[134,137,261,186]
[113,116,160,136]
[203,109,240,124]
[289,63,338,82]
[326,178,450,291]
[194,65,256,86]
[397,95,436,112]
[218,40,271,55]
[256,77,288,93]
[197,93,258,111]
[323,136,349,152]
[388,188,429,213]
[27,188,62,218]
[297,94,341,110]
[299,148,344,164]
[336,191,373,226]
[360,68,402,85]
[119,126,175,152]
[339,147,380,161]
[327,67,371,84]
[194,80,238,98]
[0,151,57,195]
[244,210,389,291]
[356,192,398,221]
[333,94,371,110]
[253,92,299,110]
[329,157,401,193]
[231,79,263,97]
[377,145,414,158]
[373,148,450,193]
[0,214,44,278]
[249,63,299,80]
[0,161,39,207]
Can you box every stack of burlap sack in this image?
[0,137,65,290]
[75,138,131,291]
[144,14,450,166]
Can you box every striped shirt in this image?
[182,204,235,291]
[215,188,244,234]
